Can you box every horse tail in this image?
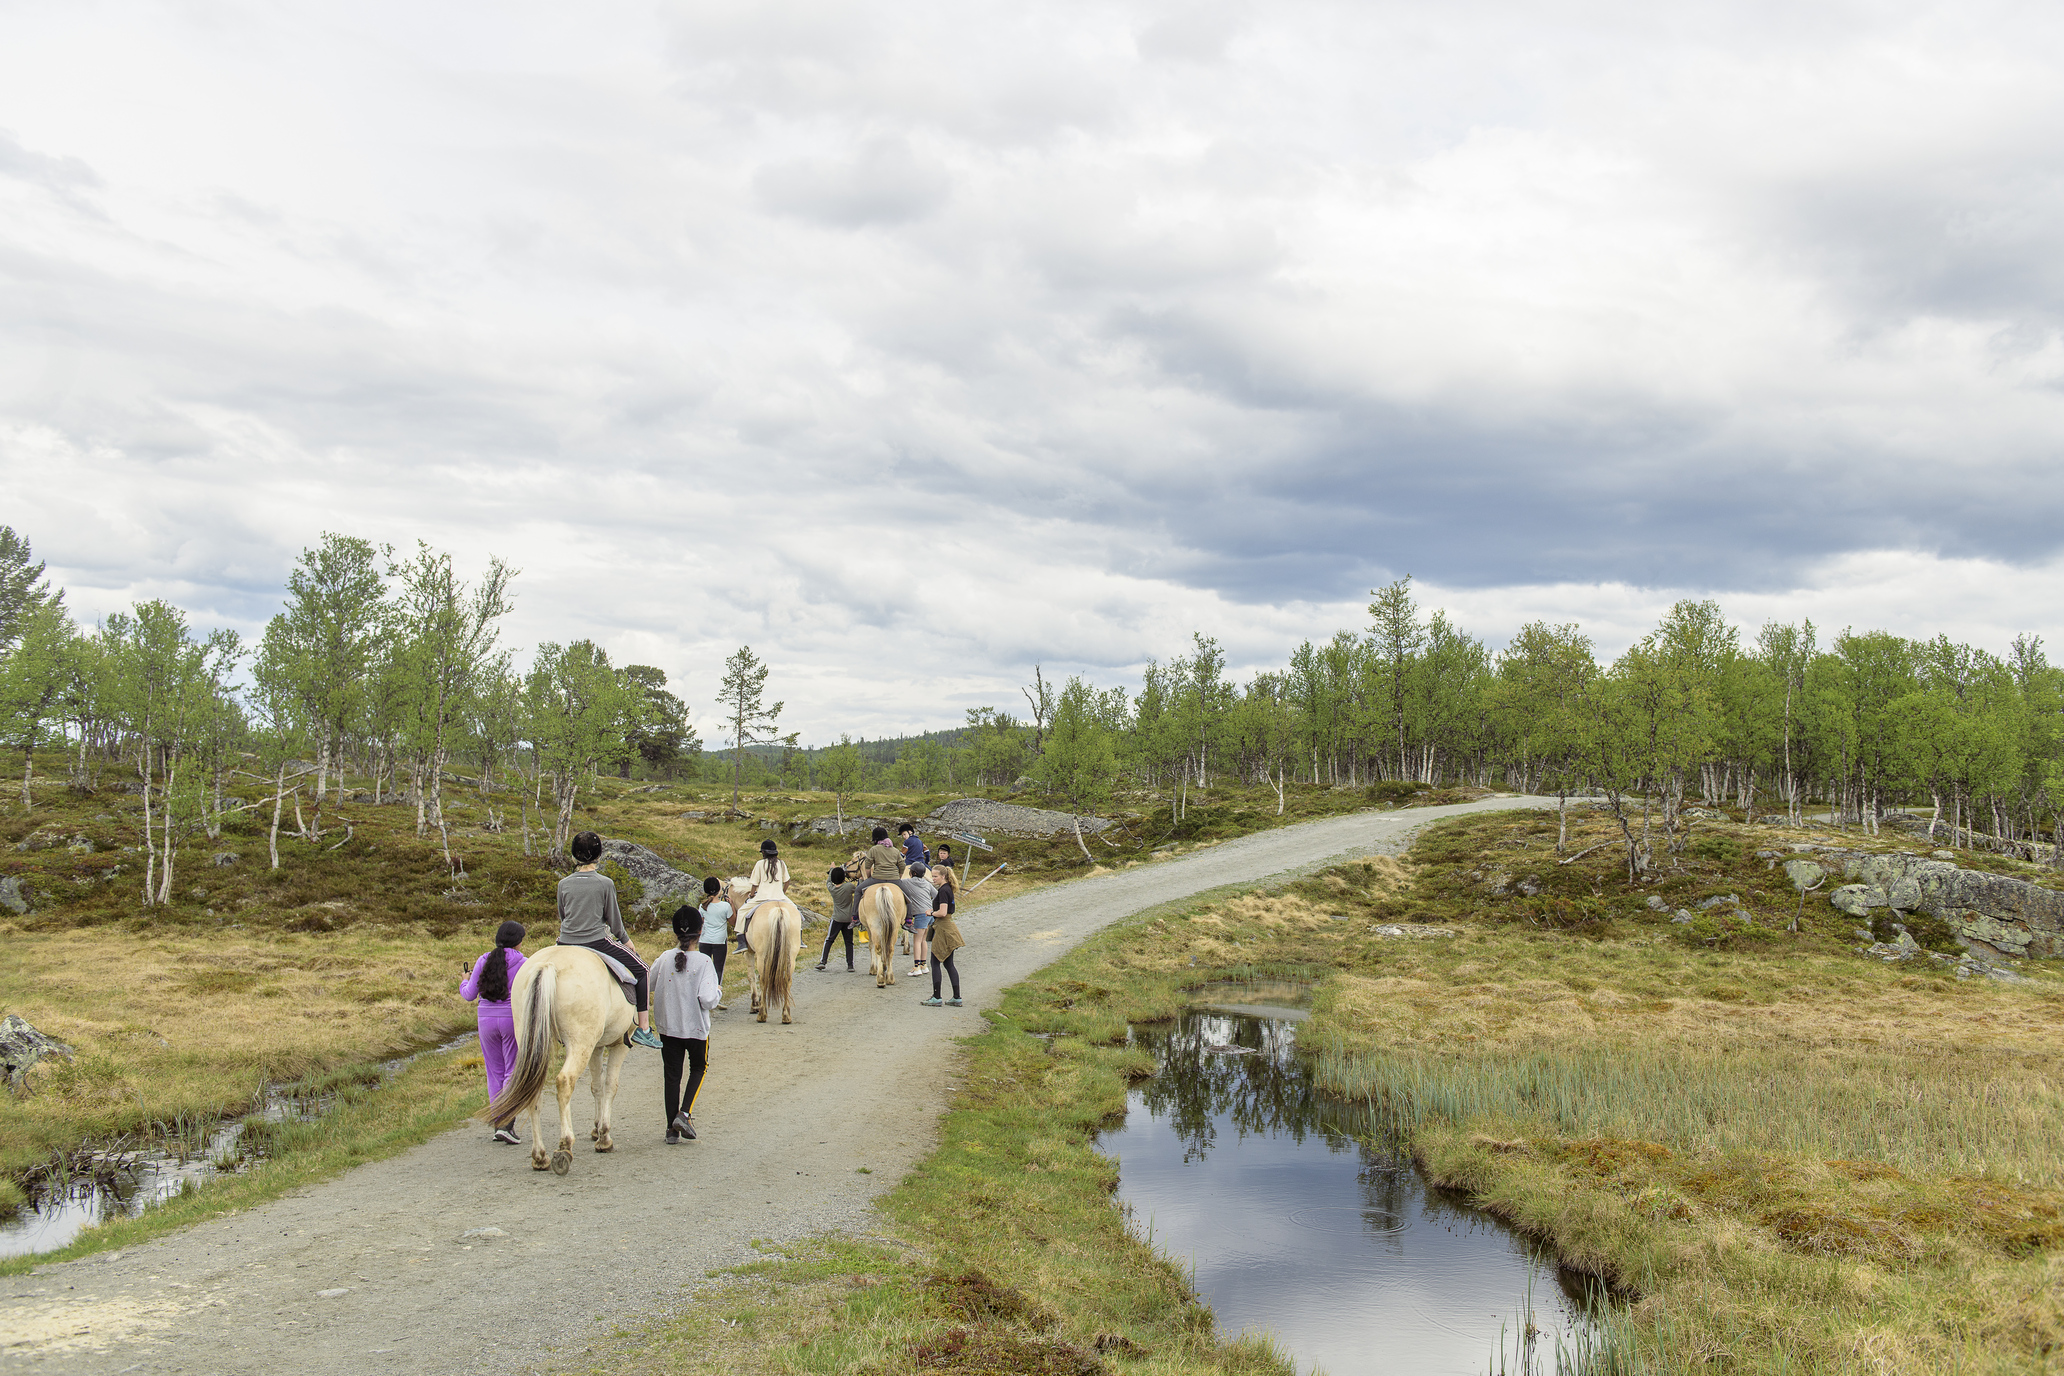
[766,909,795,1013]
[488,963,555,1127]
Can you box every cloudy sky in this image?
[3,0,2060,742]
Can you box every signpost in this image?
[948,831,990,887]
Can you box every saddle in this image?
[566,945,640,1006]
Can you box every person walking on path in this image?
[818,865,859,971]
[920,875,966,1008]
[557,831,663,1049]
[460,919,529,1143]
[699,877,733,1010]
[650,905,721,1143]
[904,861,938,977]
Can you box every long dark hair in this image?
[479,920,526,1001]
[671,905,704,972]
[758,840,787,883]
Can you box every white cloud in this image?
[2,0,2060,742]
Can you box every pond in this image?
[1098,994,1604,1376]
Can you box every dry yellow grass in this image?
[0,923,492,1174]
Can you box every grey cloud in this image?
[753,138,951,226]
[0,128,101,193]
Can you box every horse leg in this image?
[596,1043,627,1151]
[592,1044,617,1152]
[528,1097,549,1172]
[551,1043,581,1175]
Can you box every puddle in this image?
[1099,1008,1603,1376]
[0,1031,479,1259]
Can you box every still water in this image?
[1098,1000,1599,1376]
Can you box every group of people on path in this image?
[457,820,971,1146]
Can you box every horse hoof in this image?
[532,1156,551,1172]
[595,1141,613,1154]
[550,1150,572,1175]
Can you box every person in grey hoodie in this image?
[556,830,662,1049]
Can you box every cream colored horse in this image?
[487,946,635,1175]
[726,878,803,1024]
[857,882,906,987]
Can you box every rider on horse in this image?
[557,831,663,1049]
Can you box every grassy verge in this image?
[0,1043,485,1276]
[568,810,2064,1375]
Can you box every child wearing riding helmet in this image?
[556,831,663,1049]
[650,904,722,1144]
[734,839,790,953]
[461,919,528,1143]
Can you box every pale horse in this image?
[486,945,634,1174]
[725,877,803,1024]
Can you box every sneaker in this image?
[492,1126,520,1145]
[920,996,943,1007]
[629,1027,663,1050]
[815,961,827,971]
[676,1115,698,1141]
[715,1002,729,1012]
[946,998,963,1007]
[664,1129,681,1145]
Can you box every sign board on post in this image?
[948,831,992,851]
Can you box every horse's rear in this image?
[487,946,635,1174]
[743,901,802,1023]
[859,884,905,987]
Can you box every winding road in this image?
[1,797,1549,1374]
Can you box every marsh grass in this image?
[0,1043,484,1275]
[580,811,2064,1375]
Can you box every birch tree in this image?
[717,645,792,812]
[526,639,637,864]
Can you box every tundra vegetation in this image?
[570,810,2064,1376]
[1,524,2061,1366]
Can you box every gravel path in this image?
[0,797,1551,1374]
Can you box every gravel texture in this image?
[0,796,1552,1375]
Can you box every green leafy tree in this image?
[717,646,793,812]
[0,597,76,808]
[526,639,638,864]
[619,665,696,779]
[818,735,866,826]
[1034,677,1119,861]
[0,526,56,651]
[1368,576,1423,779]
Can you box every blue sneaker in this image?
[629,1027,663,1049]
[919,996,943,1007]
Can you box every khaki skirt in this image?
[930,914,966,961]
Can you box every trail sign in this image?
[948,831,992,851]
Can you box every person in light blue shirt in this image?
[698,875,734,1012]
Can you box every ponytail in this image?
[674,949,688,973]
[478,946,512,1002]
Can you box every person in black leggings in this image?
[921,867,964,1007]
[697,876,732,1010]
[818,866,858,971]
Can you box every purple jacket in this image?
[462,949,527,1013]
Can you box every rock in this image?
[458,1226,508,1240]
[1696,894,1742,911]
[188,887,207,901]
[66,835,94,853]
[1783,860,1825,890]
[1644,895,1667,911]
[316,1288,351,1299]
[0,877,27,914]
[1755,850,1780,860]
[1854,928,1874,941]
[11,829,62,853]
[1932,850,1957,860]
[598,839,703,915]
[1372,924,1456,939]
[924,798,1114,838]
[1672,910,1694,923]
[1515,877,1542,897]
[1,1013,74,1092]
[1829,884,1873,917]
[212,852,240,867]
[1756,815,1790,825]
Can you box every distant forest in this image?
[2,527,2058,890]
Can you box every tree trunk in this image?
[270,764,288,868]
[141,739,157,906]
[155,758,179,906]
[1073,812,1092,863]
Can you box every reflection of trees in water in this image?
[1135,1012,1368,1163]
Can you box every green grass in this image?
[0,1045,486,1276]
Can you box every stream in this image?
[1098,989,1605,1376]
[0,1031,479,1260]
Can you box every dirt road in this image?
[1,797,1549,1374]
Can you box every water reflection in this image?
[1101,1010,1598,1376]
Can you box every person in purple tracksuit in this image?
[461,920,528,1145]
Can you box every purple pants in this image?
[479,1007,518,1104]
